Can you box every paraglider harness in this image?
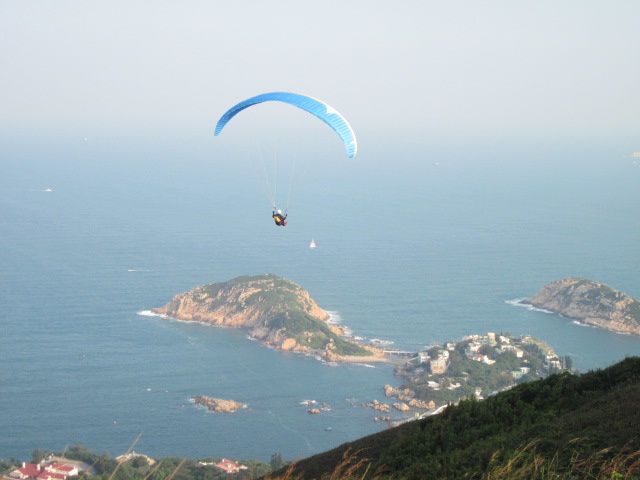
[272,209,288,227]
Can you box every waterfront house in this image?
[214,459,247,474]
[10,462,79,480]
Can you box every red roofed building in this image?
[213,459,247,474]
[10,464,41,479]
[37,472,66,480]
[10,462,79,480]
[46,466,77,477]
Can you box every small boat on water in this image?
[309,238,317,249]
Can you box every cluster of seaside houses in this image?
[412,332,564,379]
[5,459,81,480]
[113,452,247,474]
[198,458,248,474]
[3,455,248,479]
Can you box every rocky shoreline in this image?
[522,278,640,336]
[149,275,389,364]
[191,396,247,413]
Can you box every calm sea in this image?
[1,137,639,461]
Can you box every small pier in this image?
[383,349,415,357]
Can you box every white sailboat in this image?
[308,238,317,249]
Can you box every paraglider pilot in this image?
[272,209,287,227]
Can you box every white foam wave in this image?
[128,269,152,272]
[326,311,342,324]
[569,320,628,334]
[172,318,210,326]
[571,320,594,328]
[505,298,554,314]
[369,338,394,347]
[137,310,216,327]
[137,310,167,318]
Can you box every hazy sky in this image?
[1,1,638,146]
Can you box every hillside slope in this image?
[268,357,640,479]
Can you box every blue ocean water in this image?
[1,138,639,461]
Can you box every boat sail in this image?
[309,238,317,249]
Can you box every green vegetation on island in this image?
[392,332,568,408]
[152,275,371,359]
[269,357,640,479]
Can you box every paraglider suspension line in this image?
[286,154,297,211]
[258,145,276,207]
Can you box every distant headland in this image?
[148,274,387,363]
[520,278,640,336]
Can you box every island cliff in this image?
[152,274,381,361]
[523,278,640,336]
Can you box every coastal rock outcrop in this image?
[384,385,415,400]
[191,396,246,413]
[408,398,436,410]
[524,278,640,336]
[367,400,390,412]
[393,402,410,412]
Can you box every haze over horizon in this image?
[1,1,639,153]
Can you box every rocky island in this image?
[151,274,385,362]
[522,278,640,336]
[191,396,247,413]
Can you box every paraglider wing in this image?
[214,92,357,159]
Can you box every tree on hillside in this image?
[32,450,49,464]
[269,453,284,471]
[563,355,573,370]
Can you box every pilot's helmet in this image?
[277,209,282,215]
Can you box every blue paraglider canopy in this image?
[214,92,357,159]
